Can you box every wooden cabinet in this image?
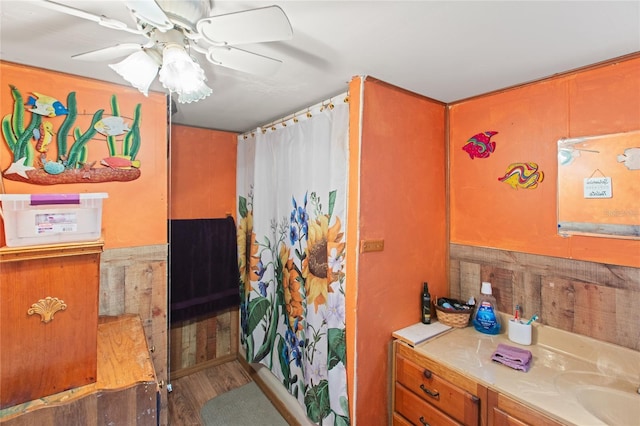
[0,242,103,409]
[393,341,483,426]
[487,389,564,426]
[392,340,566,426]
[0,314,159,425]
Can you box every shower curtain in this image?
[237,99,350,425]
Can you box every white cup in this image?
[508,319,532,345]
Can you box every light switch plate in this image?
[360,239,384,253]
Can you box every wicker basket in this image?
[435,298,472,328]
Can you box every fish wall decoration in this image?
[617,147,640,170]
[25,92,69,117]
[463,131,498,159]
[1,85,142,185]
[498,162,544,189]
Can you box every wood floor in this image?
[168,360,252,425]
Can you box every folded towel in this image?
[491,343,532,372]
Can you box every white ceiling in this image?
[1,1,639,133]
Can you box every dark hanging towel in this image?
[169,217,240,323]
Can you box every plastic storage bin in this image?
[0,193,108,247]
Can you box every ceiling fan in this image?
[34,0,293,103]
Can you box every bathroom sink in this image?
[554,371,634,393]
[576,387,640,425]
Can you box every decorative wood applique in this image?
[1,85,142,185]
[27,296,67,323]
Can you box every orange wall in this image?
[449,56,640,267]
[346,77,447,424]
[169,124,237,220]
[0,62,167,249]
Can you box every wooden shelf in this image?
[0,240,104,263]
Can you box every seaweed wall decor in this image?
[1,85,142,184]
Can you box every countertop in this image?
[411,320,640,425]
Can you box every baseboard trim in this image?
[170,354,236,380]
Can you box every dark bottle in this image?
[421,282,431,324]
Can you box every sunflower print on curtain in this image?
[237,101,349,425]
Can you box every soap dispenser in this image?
[472,282,501,334]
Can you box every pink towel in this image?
[491,343,532,372]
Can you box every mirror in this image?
[557,130,640,239]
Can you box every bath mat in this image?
[200,381,288,426]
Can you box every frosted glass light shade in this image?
[109,50,159,96]
[159,44,212,103]
[159,45,207,92]
[177,79,212,104]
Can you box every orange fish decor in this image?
[463,131,498,159]
[498,162,544,189]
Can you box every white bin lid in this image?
[0,193,108,201]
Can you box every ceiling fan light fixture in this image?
[108,50,160,96]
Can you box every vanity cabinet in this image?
[487,389,564,426]
[393,341,484,426]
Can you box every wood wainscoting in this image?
[170,307,240,379]
[99,244,168,425]
[449,243,640,351]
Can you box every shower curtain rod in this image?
[239,91,349,139]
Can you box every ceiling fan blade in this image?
[72,44,144,62]
[205,46,283,76]
[123,0,174,31]
[196,6,293,46]
[33,0,142,34]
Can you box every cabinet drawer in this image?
[396,354,479,425]
[488,388,564,426]
[392,412,413,426]
[395,382,462,426]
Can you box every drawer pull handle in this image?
[419,416,430,426]
[420,384,440,399]
[27,296,67,323]
[422,369,432,379]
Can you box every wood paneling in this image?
[450,243,640,350]
[169,308,239,378]
[99,244,168,425]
